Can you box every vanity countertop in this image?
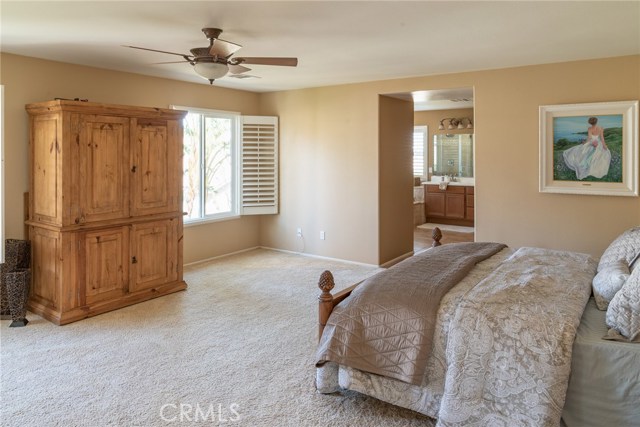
[425,176,474,186]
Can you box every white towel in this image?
[439,182,449,190]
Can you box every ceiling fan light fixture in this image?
[124,27,298,85]
[193,61,229,83]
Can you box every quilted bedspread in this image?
[316,247,597,427]
[436,247,596,426]
[316,242,507,385]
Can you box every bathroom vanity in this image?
[425,133,475,226]
[424,183,474,226]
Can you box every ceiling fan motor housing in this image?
[202,28,223,40]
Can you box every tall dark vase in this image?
[0,239,32,327]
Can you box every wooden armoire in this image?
[25,100,188,325]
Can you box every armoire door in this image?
[76,114,130,224]
[130,119,181,216]
[29,226,61,310]
[129,219,179,293]
[30,114,63,225]
[82,227,129,305]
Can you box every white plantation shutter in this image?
[413,125,427,179]
[241,116,279,215]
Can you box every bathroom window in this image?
[413,126,428,180]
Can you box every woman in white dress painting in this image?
[563,116,611,180]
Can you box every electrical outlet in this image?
[296,228,302,237]
[320,231,325,240]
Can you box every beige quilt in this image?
[315,242,506,385]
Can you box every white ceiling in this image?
[1,0,639,97]
[388,87,474,111]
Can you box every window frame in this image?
[173,105,242,226]
[0,86,4,262]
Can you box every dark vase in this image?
[0,239,32,327]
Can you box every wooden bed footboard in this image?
[317,227,442,340]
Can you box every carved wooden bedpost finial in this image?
[432,227,442,247]
[318,270,336,340]
[318,270,335,297]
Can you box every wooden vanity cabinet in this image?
[425,191,445,217]
[424,184,475,226]
[26,100,187,325]
[466,187,475,222]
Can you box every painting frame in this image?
[539,100,639,196]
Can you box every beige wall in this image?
[379,96,414,264]
[258,85,381,264]
[2,53,639,266]
[0,53,261,264]
[414,107,474,179]
[260,55,640,263]
[472,56,639,255]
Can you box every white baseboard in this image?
[259,246,379,268]
[184,245,402,269]
[379,251,414,268]
[183,246,261,267]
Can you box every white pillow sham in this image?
[592,260,630,310]
[630,251,640,272]
[598,226,640,272]
[606,265,640,341]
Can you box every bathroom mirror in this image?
[433,134,474,178]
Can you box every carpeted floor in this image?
[0,249,437,427]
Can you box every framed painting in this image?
[539,100,638,196]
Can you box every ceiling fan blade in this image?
[228,74,261,80]
[210,38,242,58]
[229,64,252,74]
[235,57,298,67]
[153,60,192,64]
[123,45,192,59]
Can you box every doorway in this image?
[386,87,476,251]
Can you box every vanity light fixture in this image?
[438,117,474,130]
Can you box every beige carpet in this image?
[1,249,436,427]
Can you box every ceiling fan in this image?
[124,28,298,84]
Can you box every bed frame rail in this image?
[317,227,442,340]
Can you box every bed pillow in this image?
[606,265,640,341]
[592,260,630,310]
[630,251,640,272]
[598,226,640,272]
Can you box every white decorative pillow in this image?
[592,260,630,310]
[598,226,640,272]
[630,252,640,272]
[606,265,640,341]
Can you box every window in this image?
[181,107,240,223]
[175,106,279,224]
[413,125,428,179]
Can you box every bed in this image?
[314,227,640,427]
